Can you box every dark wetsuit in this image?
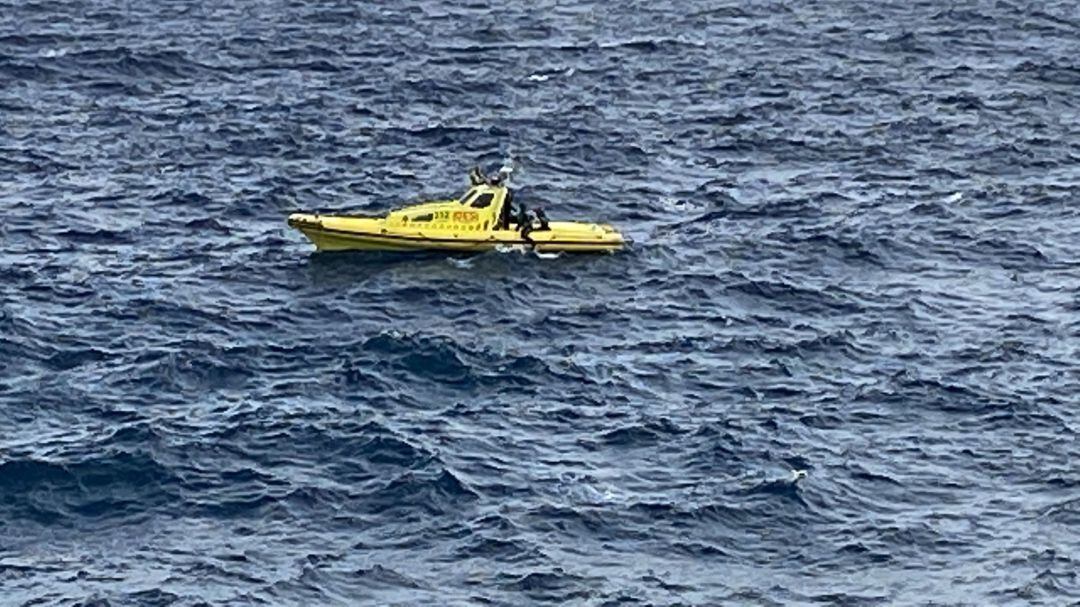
[498,189,515,230]
[516,205,533,241]
[534,208,550,231]
[468,167,485,186]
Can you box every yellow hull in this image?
[287,214,626,254]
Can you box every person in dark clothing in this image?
[534,207,550,231]
[497,188,515,230]
[468,166,485,186]
[517,204,534,241]
[496,186,514,228]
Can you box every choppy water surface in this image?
[3,1,1080,604]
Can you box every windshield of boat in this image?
[459,188,478,205]
[470,192,495,208]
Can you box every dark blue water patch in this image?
[494,568,602,603]
[367,468,480,517]
[0,451,181,526]
[183,217,232,234]
[594,417,686,447]
[54,227,135,245]
[103,346,255,396]
[0,56,62,82]
[351,564,428,591]
[452,534,543,563]
[361,332,475,385]
[0,147,78,174]
[57,47,210,79]
[725,277,866,315]
[43,346,111,371]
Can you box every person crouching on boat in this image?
[485,169,520,231]
[468,166,486,186]
[470,166,513,229]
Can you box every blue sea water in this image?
[2,0,1080,605]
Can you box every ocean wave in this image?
[0,452,181,525]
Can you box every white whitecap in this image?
[494,244,529,254]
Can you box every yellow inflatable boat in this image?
[287,168,626,254]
